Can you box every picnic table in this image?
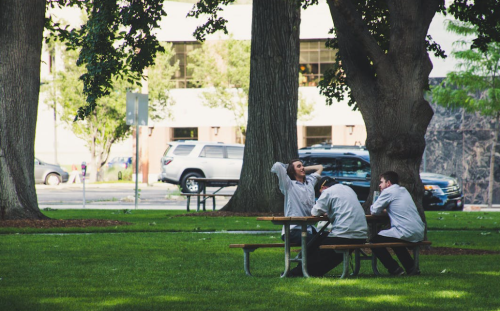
[255,215,391,278]
[182,178,238,211]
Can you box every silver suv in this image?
[158,141,244,193]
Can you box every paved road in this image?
[36,182,235,210]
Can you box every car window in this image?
[226,146,244,159]
[34,159,40,165]
[199,145,224,158]
[338,157,370,178]
[163,145,173,157]
[173,145,195,156]
[310,157,340,177]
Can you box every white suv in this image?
[158,141,244,193]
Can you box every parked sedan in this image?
[34,158,69,185]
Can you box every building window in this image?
[305,126,332,147]
[171,42,201,88]
[169,40,336,88]
[299,40,336,87]
[172,127,198,141]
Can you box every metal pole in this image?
[83,176,85,208]
[82,161,86,209]
[135,96,139,210]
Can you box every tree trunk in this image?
[0,0,47,220]
[487,113,499,208]
[222,0,301,213]
[327,0,442,224]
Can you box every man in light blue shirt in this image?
[271,159,323,244]
[288,177,368,277]
[370,171,425,276]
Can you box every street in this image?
[35,182,236,210]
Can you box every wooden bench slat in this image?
[319,241,432,250]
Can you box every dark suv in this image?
[299,147,464,211]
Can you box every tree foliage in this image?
[432,20,500,116]
[45,0,167,120]
[188,37,250,141]
[431,19,500,208]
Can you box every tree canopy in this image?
[46,0,167,120]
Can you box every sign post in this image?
[81,161,87,208]
[126,92,148,209]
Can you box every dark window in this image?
[226,146,244,159]
[172,145,195,156]
[305,126,332,147]
[171,42,201,89]
[299,40,336,87]
[172,127,198,140]
[199,146,224,158]
[311,157,340,177]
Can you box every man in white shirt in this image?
[288,176,368,277]
[271,160,323,245]
[370,171,426,276]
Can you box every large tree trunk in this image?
[0,0,47,220]
[327,0,442,223]
[222,0,301,212]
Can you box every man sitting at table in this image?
[288,176,368,277]
[370,171,425,276]
[271,160,323,245]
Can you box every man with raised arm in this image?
[271,159,323,244]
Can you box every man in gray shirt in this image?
[288,177,368,277]
[370,171,425,276]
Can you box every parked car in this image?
[158,141,244,193]
[298,147,464,211]
[34,158,69,185]
[107,157,132,180]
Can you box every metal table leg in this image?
[281,224,291,278]
[202,182,206,211]
[301,224,310,277]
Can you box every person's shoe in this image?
[389,267,405,276]
[407,268,421,276]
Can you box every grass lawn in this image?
[1,210,499,310]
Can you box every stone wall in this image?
[424,81,499,204]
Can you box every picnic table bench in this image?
[319,240,432,278]
[230,216,431,278]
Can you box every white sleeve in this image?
[311,193,329,216]
[370,190,391,215]
[271,162,290,193]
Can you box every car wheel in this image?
[45,173,61,186]
[180,172,203,193]
[118,171,123,180]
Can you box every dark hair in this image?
[286,159,302,180]
[380,171,399,185]
[314,176,337,198]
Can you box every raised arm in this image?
[305,164,323,175]
[271,162,290,193]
